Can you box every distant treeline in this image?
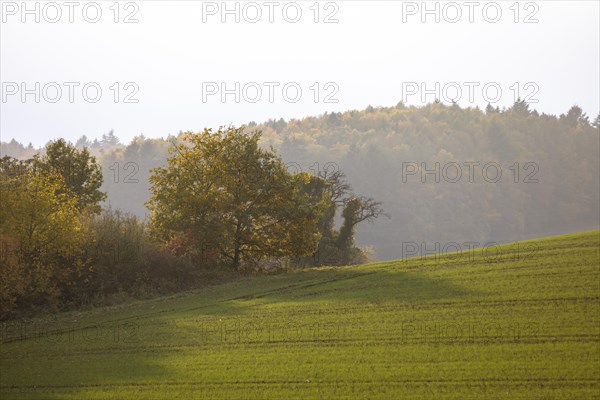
[2,101,599,262]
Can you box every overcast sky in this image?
[1,0,598,147]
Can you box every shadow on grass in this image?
[6,231,599,398]
[173,266,475,316]
[0,266,475,399]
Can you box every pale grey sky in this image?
[1,0,599,147]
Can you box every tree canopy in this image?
[37,139,106,213]
[147,127,329,270]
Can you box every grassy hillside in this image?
[1,231,599,399]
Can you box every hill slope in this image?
[1,230,599,399]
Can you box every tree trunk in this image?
[233,220,242,269]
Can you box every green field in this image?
[1,230,599,399]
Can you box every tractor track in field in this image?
[1,233,599,399]
[2,333,598,361]
[0,272,378,345]
[1,293,597,345]
[3,377,599,391]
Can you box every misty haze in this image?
[1,1,599,399]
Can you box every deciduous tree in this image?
[147,126,327,270]
[37,139,105,213]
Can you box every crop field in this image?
[1,230,599,399]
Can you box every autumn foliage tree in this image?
[147,127,328,270]
[0,164,84,316]
[0,141,106,317]
[36,139,105,213]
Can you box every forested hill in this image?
[2,101,599,260]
